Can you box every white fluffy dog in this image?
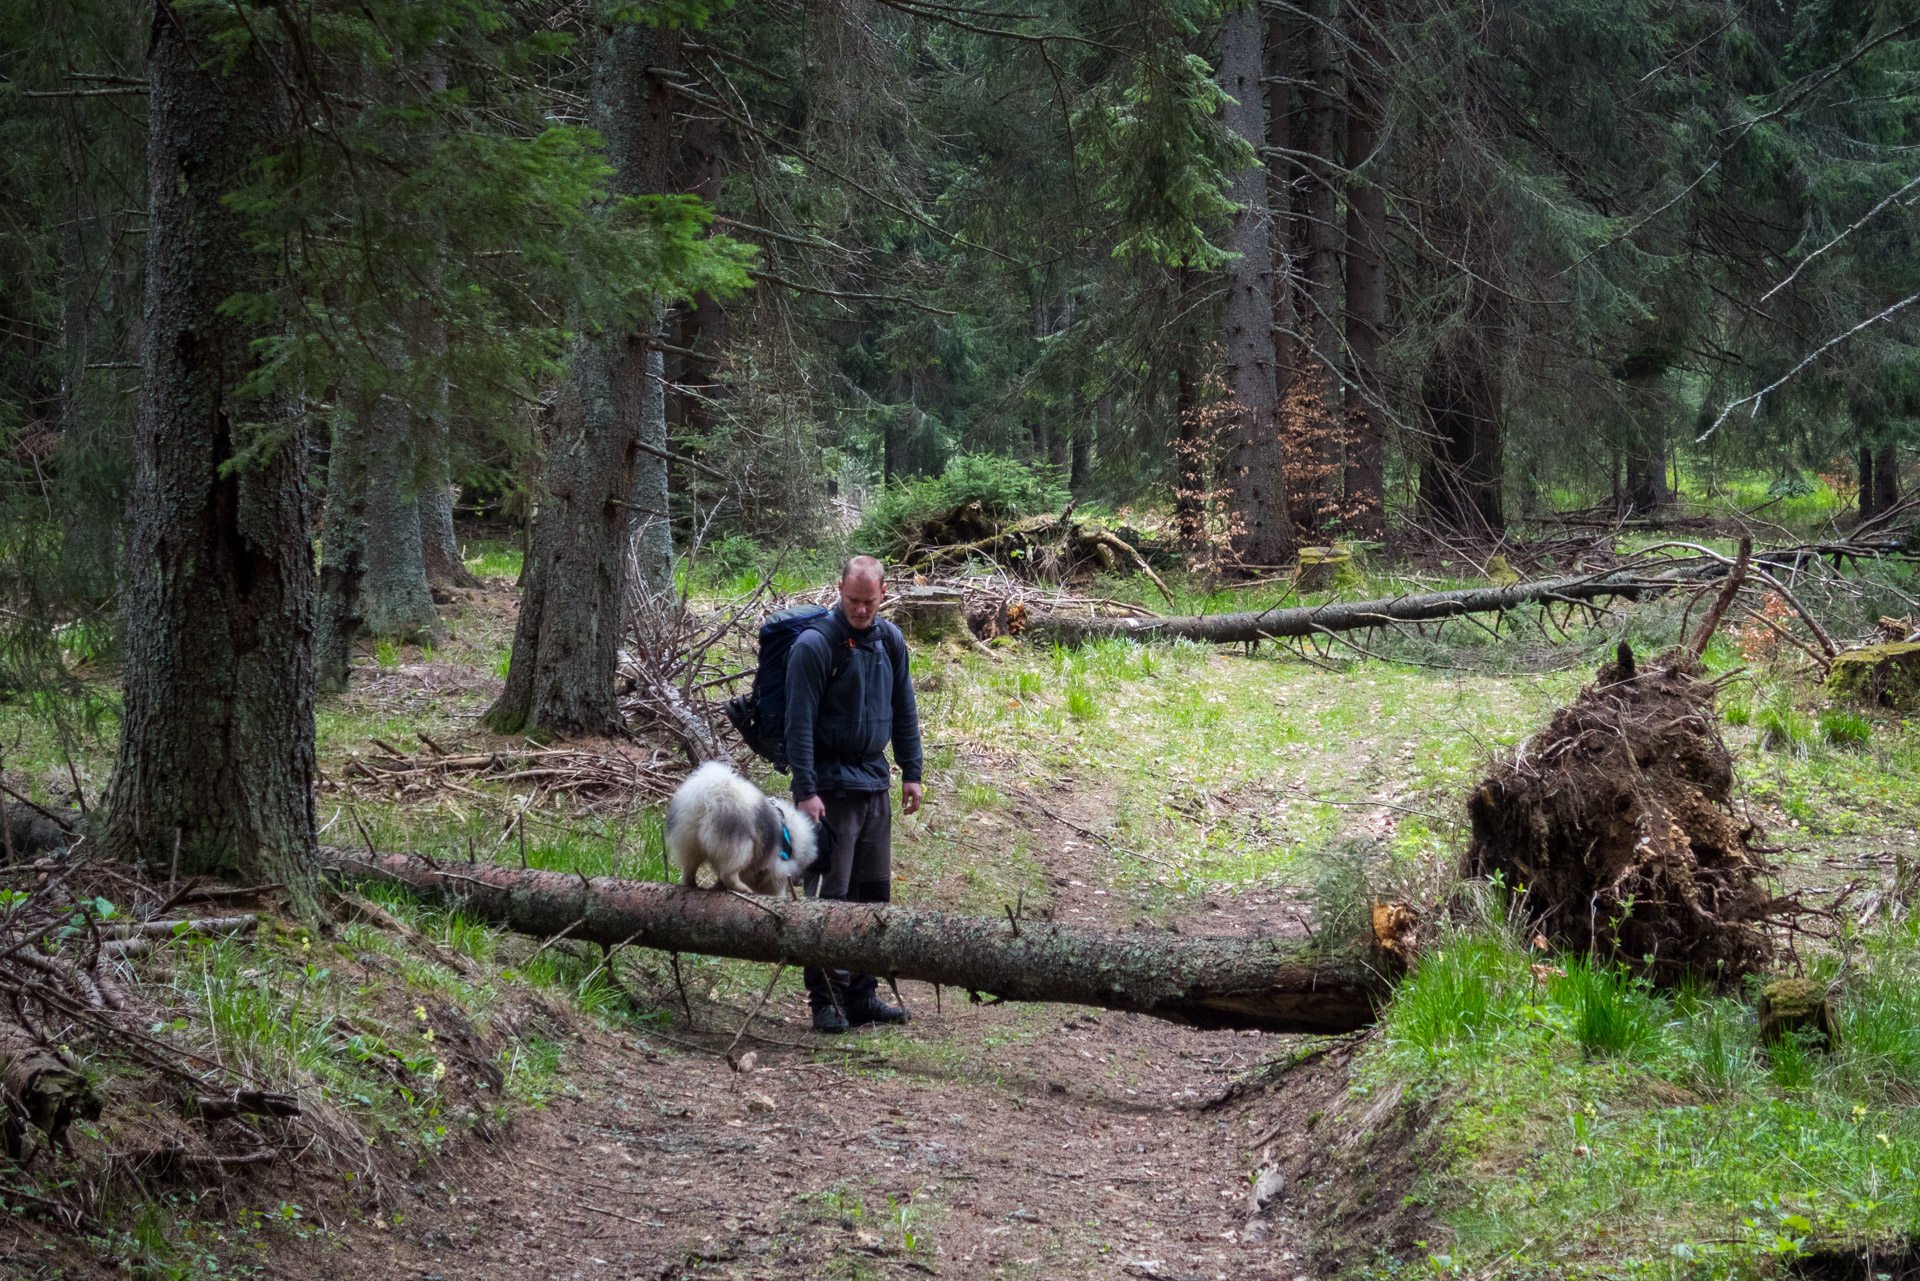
[666,762,820,895]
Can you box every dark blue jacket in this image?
[784,609,923,800]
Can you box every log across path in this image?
[320,850,1387,1035]
[1031,568,1676,646]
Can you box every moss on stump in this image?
[887,586,967,644]
[1827,642,1920,710]
[1758,977,1837,1050]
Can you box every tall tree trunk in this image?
[674,112,728,451]
[1173,268,1208,549]
[316,351,443,695]
[1221,2,1292,567]
[417,416,475,590]
[634,299,673,593]
[1341,0,1387,539]
[1266,9,1298,394]
[417,310,476,591]
[1070,411,1095,494]
[103,3,317,909]
[360,372,442,639]
[1873,443,1899,516]
[484,20,678,737]
[1622,440,1671,514]
[1860,446,1878,521]
[1288,0,1343,537]
[1417,296,1505,536]
[413,55,476,594]
[316,399,370,696]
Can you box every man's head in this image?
[838,555,886,630]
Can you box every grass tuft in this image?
[1549,959,1659,1058]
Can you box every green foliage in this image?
[1756,696,1815,755]
[1388,935,1517,1062]
[1074,29,1248,268]
[857,454,1070,554]
[1819,709,1872,747]
[1549,959,1658,1058]
[1369,908,1920,1276]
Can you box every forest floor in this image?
[3,548,1920,1280]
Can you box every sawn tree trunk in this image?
[320,851,1387,1034]
[1031,570,1661,646]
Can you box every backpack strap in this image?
[808,609,859,685]
[876,619,908,679]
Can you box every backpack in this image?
[725,607,851,770]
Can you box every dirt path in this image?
[304,776,1327,1281]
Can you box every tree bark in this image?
[1417,292,1505,536]
[1289,0,1344,536]
[359,374,441,640]
[1221,2,1293,567]
[1032,569,1656,646]
[673,111,727,453]
[1860,446,1878,521]
[103,3,318,910]
[1623,439,1671,514]
[1341,0,1387,539]
[417,302,477,591]
[484,20,678,736]
[1873,443,1898,516]
[316,400,370,696]
[417,419,476,590]
[1173,268,1208,549]
[1266,8,1298,393]
[320,851,1387,1034]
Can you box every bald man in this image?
[785,555,924,1033]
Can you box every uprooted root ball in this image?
[1463,642,1778,985]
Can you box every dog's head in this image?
[768,798,821,881]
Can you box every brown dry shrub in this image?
[1463,642,1778,985]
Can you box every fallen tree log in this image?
[318,849,1388,1034]
[1028,570,1677,646]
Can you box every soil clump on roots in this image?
[1464,642,1777,985]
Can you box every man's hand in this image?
[901,781,924,815]
[798,795,826,822]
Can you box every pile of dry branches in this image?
[324,738,685,811]
[0,860,309,1230]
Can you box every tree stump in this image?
[1758,978,1837,1050]
[1295,546,1352,592]
[1827,643,1920,710]
[888,587,966,644]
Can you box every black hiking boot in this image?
[811,1004,850,1035]
[844,995,909,1027]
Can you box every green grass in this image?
[1820,709,1873,747]
[1551,959,1660,1058]
[1365,918,1920,1277]
[463,540,523,580]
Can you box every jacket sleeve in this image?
[888,626,924,784]
[785,633,828,801]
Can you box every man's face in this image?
[840,573,884,629]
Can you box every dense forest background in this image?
[4,0,1919,771]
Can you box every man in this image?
[785,555,925,1033]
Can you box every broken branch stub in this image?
[317,849,1389,1034]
